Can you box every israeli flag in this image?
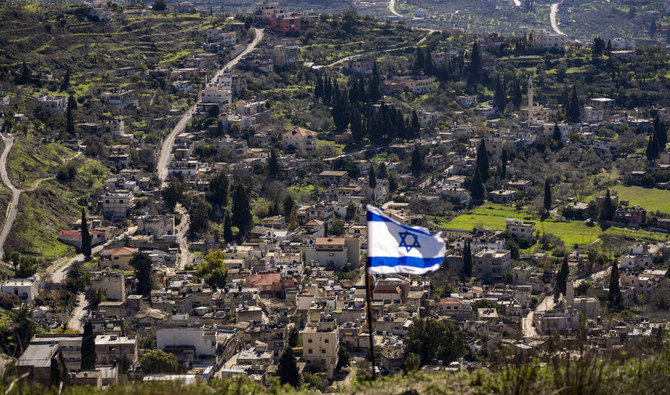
[367,205,446,275]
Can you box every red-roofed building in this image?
[438,297,473,321]
[282,127,317,154]
[245,272,297,298]
[58,229,106,250]
[99,247,138,271]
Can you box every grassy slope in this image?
[440,202,669,247]
[6,138,74,189]
[4,153,108,260]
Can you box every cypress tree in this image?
[654,115,667,148]
[463,240,472,278]
[369,164,377,189]
[556,255,569,296]
[81,208,91,261]
[223,210,233,242]
[66,95,75,136]
[411,146,423,179]
[647,134,659,161]
[552,122,562,143]
[608,261,622,310]
[232,185,253,238]
[469,41,481,81]
[494,76,506,112]
[512,78,522,109]
[411,109,420,139]
[500,149,507,179]
[568,86,580,123]
[268,149,279,179]
[424,51,433,75]
[544,179,552,212]
[476,140,489,182]
[81,320,96,370]
[314,75,323,99]
[415,47,425,73]
[600,189,615,221]
[470,165,485,201]
[278,347,301,387]
[350,108,363,144]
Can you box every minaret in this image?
[528,77,534,124]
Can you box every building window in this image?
[308,349,312,354]
[308,339,312,343]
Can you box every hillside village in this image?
[3,0,670,392]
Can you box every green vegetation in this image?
[442,203,669,247]
[594,185,670,215]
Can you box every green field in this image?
[606,186,670,215]
[440,203,670,247]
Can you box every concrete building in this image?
[17,343,60,385]
[30,334,83,371]
[303,315,339,378]
[537,29,567,49]
[505,218,536,241]
[101,191,133,220]
[156,321,218,368]
[90,270,126,302]
[474,250,511,284]
[282,127,317,154]
[95,335,138,366]
[201,85,232,105]
[99,247,138,271]
[37,92,66,112]
[304,237,361,269]
[1,276,39,305]
[136,215,175,238]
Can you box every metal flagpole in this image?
[365,256,376,380]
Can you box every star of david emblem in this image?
[398,231,421,252]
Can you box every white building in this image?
[201,85,232,105]
[0,276,39,305]
[304,237,361,269]
[537,30,566,49]
[302,316,339,378]
[37,92,67,112]
[101,191,134,220]
[206,28,237,46]
[282,127,317,154]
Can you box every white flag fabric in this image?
[366,205,446,275]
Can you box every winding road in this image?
[388,0,402,18]
[0,133,21,258]
[0,138,82,259]
[550,3,566,36]
[157,28,265,186]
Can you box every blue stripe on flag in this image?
[367,211,432,236]
[368,256,444,269]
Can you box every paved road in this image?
[0,134,21,258]
[388,0,402,18]
[156,28,265,187]
[67,293,89,332]
[550,3,566,36]
[521,294,556,339]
